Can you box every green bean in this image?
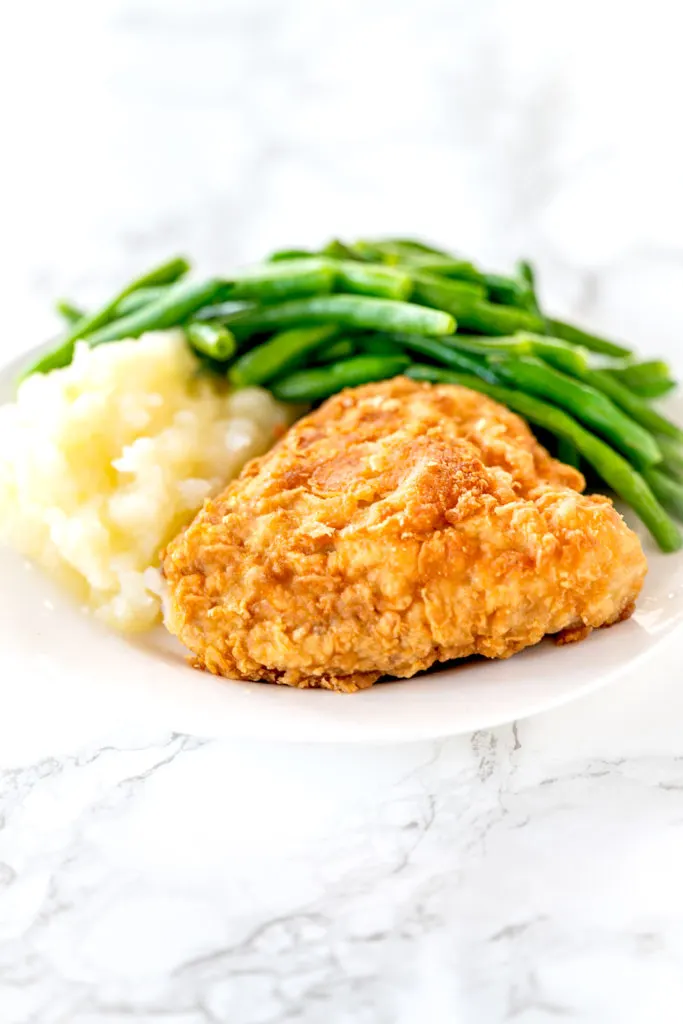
[456,300,545,336]
[86,278,231,347]
[365,244,485,284]
[607,360,676,399]
[332,260,413,300]
[355,334,407,357]
[409,271,486,312]
[348,240,392,262]
[271,354,410,402]
[406,364,681,552]
[366,243,505,297]
[268,248,314,262]
[641,468,683,522]
[184,321,237,362]
[355,242,487,287]
[397,334,502,384]
[577,367,683,442]
[229,325,339,386]
[446,333,589,376]
[654,436,683,481]
[311,338,356,364]
[226,258,335,302]
[521,336,590,378]
[223,295,456,338]
[546,318,631,359]
[619,378,676,400]
[365,243,539,312]
[401,255,484,281]
[321,239,363,261]
[517,259,547,321]
[23,256,191,377]
[557,437,582,469]
[484,273,533,310]
[494,356,662,468]
[55,299,85,326]
[190,300,251,323]
[517,260,537,294]
[115,286,168,316]
[368,238,451,257]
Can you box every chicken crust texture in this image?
[162,377,647,691]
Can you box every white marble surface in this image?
[2,1,683,1020]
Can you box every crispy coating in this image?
[162,378,648,691]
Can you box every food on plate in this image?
[0,332,291,630]
[1,234,681,675]
[19,237,683,554]
[162,378,647,691]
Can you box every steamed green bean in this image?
[184,321,237,362]
[55,299,85,326]
[578,367,683,442]
[24,255,190,377]
[226,258,335,301]
[223,295,456,338]
[272,354,410,402]
[332,260,413,300]
[86,278,231,347]
[229,325,339,386]
[115,286,168,316]
[607,360,676,399]
[546,318,631,359]
[494,356,662,468]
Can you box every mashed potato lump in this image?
[0,331,292,631]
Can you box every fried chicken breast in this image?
[162,378,647,691]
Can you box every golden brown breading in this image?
[162,378,647,691]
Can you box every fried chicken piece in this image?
[162,378,647,692]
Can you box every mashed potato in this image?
[0,331,292,631]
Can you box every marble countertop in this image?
[2,1,683,1020]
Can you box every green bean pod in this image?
[406,364,681,552]
[115,286,168,316]
[86,278,232,347]
[578,368,683,442]
[223,295,456,338]
[397,255,484,282]
[23,255,191,377]
[332,260,413,300]
[311,338,356,364]
[355,334,408,357]
[397,334,502,385]
[642,468,683,522]
[494,356,662,468]
[607,360,676,399]
[268,248,315,262]
[455,300,545,336]
[55,299,86,326]
[366,238,452,257]
[557,437,582,470]
[226,258,335,302]
[185,321,237,362]
[517,259,550,322]
[409,271,487,311]
[484,273,534,310]
[445,333,590,376]
[546,318,631,359]
[321,239,364,261]
[229,325,339,386]
[653,436,683,481]
[271,354,410,402]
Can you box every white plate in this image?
[2,348,683,744]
